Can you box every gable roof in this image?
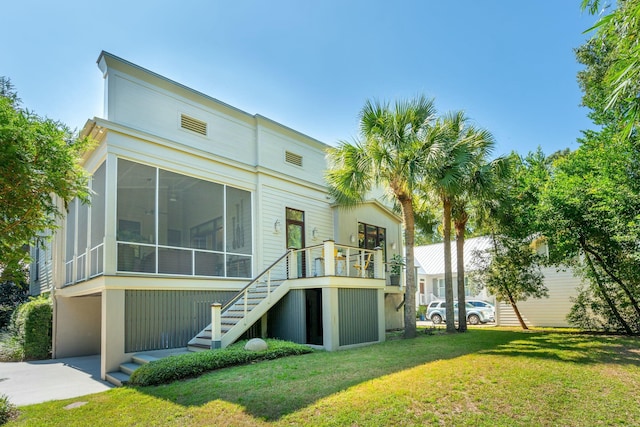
[414,236,492,276]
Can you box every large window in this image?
[116,159,252,278]
[357,222,386,265]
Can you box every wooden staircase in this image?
[188,251,293,351]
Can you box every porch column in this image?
[101,288,125,380]
[322,287,340,350]
[211,303,222,349]
[288,248,298,279]
[104,153,118,275]
[323,240,336,276]
[374,247,384,279]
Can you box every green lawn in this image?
[9,328,640,426]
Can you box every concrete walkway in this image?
[0,355,113,406]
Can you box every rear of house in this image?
[29,52,405,381]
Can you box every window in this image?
[116,158,252,278]
[433,278,445,298]
[358,222,386,260]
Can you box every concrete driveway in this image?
[0,355,113,406]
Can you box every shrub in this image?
[0,331,23,362]
[1,295,52,361]
[129,339,314,387]
[0,393,18,425]
[0,272,29,330]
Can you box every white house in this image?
[414,236,583,327]
[29,52,405,384]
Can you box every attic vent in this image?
[180,114,207,136]
[285,151,303,167]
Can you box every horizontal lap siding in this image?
[497,268,582,327]
[339,289,378,346]
[125,290,236,352]
[261,184,332,275]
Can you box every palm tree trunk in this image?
[399,197,417,338]
[455,217,468,332]
[443,197,456,333]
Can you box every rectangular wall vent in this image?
[285,151,303,167]
[180,114,207,136]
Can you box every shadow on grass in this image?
[478,330,640,366]
[134,328,537,421]
[132,329,640,422]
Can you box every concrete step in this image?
[105,352,163,387]
[120,362,141,376]
[132,354,160,365]
[106,371,130,387]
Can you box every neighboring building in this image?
[413,236,582,327]
[29,51,405,383]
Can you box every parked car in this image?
[426,300,494,325]
[466,299,496,317]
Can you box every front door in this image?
[286,208,306,277]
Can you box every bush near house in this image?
[0,275,29,330]
[129,339,314,386]
[0,295,52,361]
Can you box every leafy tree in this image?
[0,77,92,278]
[581,0,640,137]
[539,131,640,333]
[472,150,551,329]
[471,234,548,329]
[326,95,436,339]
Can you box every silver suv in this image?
[426,301,494,325]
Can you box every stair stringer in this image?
[220,279,292,348]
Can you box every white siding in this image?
[257,125,327,185]
[260,183,333,271]
[496,268,582,327]
[107,73,257,165]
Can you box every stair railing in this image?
[222,249,293,314]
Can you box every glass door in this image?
[286,208,306,277]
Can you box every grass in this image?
[8,328,640,426]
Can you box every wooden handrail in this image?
[222,249,293,311]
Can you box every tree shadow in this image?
[133,328,543,421]
[477,330,640,366]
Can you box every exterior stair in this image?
[188,280,288,351]
[105,353,161,386]
[188,249,296,351]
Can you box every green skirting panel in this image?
[338,288,378,346]
[124,289,236,353]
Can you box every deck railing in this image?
[288,240,385,280]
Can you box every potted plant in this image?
[389,254,404,286]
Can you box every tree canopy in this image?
[0,77,92,279]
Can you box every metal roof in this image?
[413,236,493,276]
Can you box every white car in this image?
[426,301,494,325]
[466,300,496,317]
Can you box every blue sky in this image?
[2,1,599,157]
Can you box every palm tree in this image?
[326,95,436,339]
[451,156,507,331]
[420,111,496,333]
